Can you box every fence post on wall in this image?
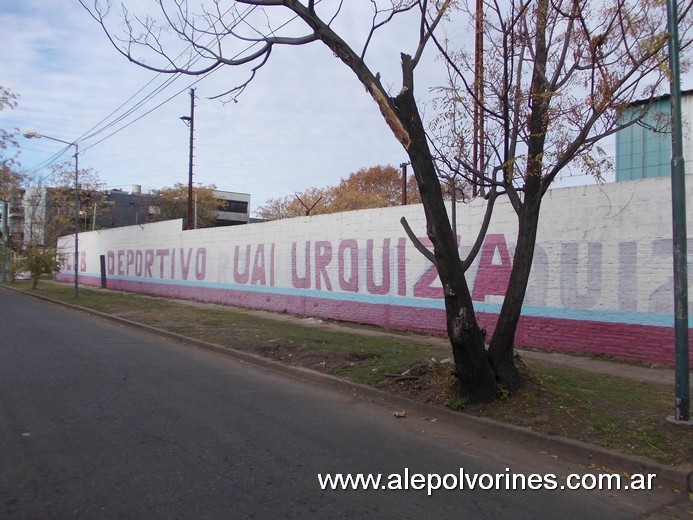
[100,254,107,289]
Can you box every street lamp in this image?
[22,131,80,298]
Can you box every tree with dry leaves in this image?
[428,0,691,390]
[257,186,331,220]
[25,163,107,247]
[0,87,22,196]
[257,165,420,219]
[330,165,421,213]
[82,0,690,402]
[148,182,224,228]
[1,87,25,276]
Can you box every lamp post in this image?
[22,131,79,298]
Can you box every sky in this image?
[1,1,684,216]
[1,1,437,216]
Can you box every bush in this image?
[15,247,64,289]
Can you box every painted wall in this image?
[57,176,693,366]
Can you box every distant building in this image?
[97,186,156,229]
[21,186,52,246]
[0,196,24,248]
[212,190,250,226]
[615,89,693,181]
[20,185,251,247]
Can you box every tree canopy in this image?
[0,86,24,204]
[23,163,106,247]
[257,165,420,219]
[149,182,223,228]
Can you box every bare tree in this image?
[82,0,691,402]
[429,0,692,389]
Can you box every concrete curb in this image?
[5,285,692,493]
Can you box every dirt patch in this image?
[250,342,375,372]
[385,361,458,406]
[248,342,457,405]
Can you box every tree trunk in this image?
[445,277,498,402]
[488,0,550,393]
[310,35,499,401]
[487,195,542,392]
[394,60,497,403]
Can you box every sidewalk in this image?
[518,349,677,386]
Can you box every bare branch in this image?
[400,217,437,267]
[461,190,498,271]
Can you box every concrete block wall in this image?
[57,176,693,366]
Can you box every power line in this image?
[21,3,303,175]
[77,3,261,150]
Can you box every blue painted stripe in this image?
[77,273,678,329]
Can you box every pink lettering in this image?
[155,249,169,279]
[117,250,125,276]
[338,240,359,293]
[180,248,193,280]
[234,245,250,284]
[270,244,275,286]
[106,250,115,275]
[292,241,311,289]
[314,241,333,291]
[144,249,154,277]
[397,237,407,296]
[472,234,512,302]
[366,238,390,295]
[135,250,143,277]
[195,248,206,281]
[250,245,266,285]
[126,250,135,276]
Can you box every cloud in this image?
[1,1,424,214]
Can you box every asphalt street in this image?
[0,289,688,519]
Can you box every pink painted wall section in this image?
[57,177,693,366]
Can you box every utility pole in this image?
[400,162,409,205]
[181,88,196,230]
[666,0,690,424]
[1,200,8,282]
[74,143,79,298]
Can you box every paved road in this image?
[0,289,687,519]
